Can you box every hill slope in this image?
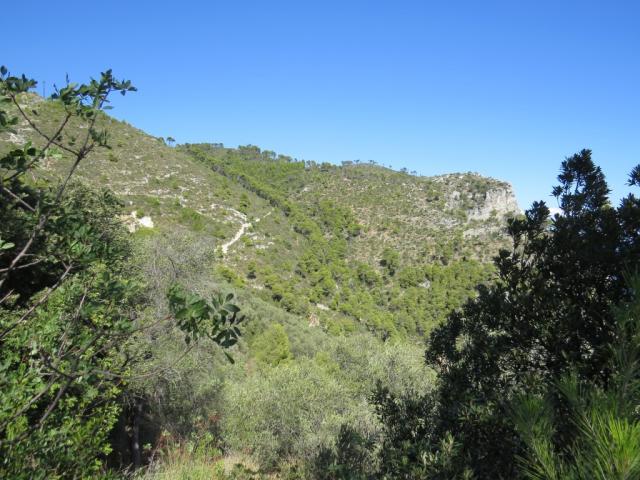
[0,94,519,337]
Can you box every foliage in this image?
[139,428,227,480]
[380,248,400,276]
[221,359,356,469]
[373,150,640,478]
[168,286,244,353]
[220,335,432,471]
[309,425,376,480]
[0,67,138,478]
[250,323,293,366]
[0,67,245,478]
[511,276,640,480]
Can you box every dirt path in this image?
[221,220,251,254]
[221,210,272,255]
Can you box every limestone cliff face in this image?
[442,173,520,223]
[467,184,520,220]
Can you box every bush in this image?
[222,360,358,468]
[308,425,376,480]
[221,334,433,471]
[250,323,293,366]
[217,265,245,288]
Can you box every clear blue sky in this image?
[3,0,639,209]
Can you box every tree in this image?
[251,323,292,366]
[374,150,640,478]
[0,68,243,477]
[512,276,640,480]
[380,248,400,276]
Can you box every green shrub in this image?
[217,265,245,287]
[179,207,205,232]
[308,425,376,480]
[250,323,292,366]
[221,360,356,468]
[140,430,226,480]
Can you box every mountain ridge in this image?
[0,93,520,338]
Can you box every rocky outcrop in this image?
[468,185,520,220]
[443,174,520,223]
[121,211,154,233]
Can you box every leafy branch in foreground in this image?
[0,67,244,478]
[0,67,140,479]
[0,66,136,298]
[168,286,244,361]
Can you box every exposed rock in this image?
[138,216,154,228]
[5,132,26,145]
[121,210,155,233]
[468,185,520,221]
[308,313,320,327]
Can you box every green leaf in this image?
[0,240,15,250]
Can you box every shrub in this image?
[250,323,292,366]
[221,360,357,468]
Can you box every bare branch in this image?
[9,94,78,156]
[0,185,35,211]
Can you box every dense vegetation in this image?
[369,151,640,479]
[182,143,503,338]
[2,67,638,480]
[0,69,242,478]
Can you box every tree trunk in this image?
[131,397,142,468]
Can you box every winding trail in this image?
[221,210,272,255]
[221,221,251,254]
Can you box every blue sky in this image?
[3,1,639,209]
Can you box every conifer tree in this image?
[374,150,640,478]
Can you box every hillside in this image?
[184,143,519,264]
[9,83,611,479]
[3,7,637,476]
[0,93,519,338]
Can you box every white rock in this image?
[139,216,154,228]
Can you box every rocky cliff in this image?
[468,183,520,221]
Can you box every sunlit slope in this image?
[0,95,519,338]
